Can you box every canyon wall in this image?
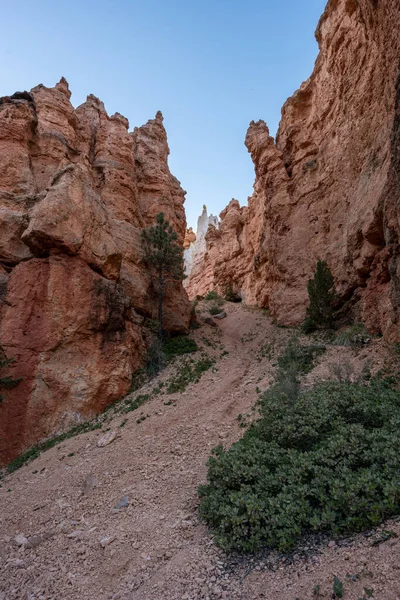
[186,0,400,342]
[0,79,190,463]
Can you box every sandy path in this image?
[1,304,399,600]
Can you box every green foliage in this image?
[198,380,400,553]
[143,318,159,333]
[121,393,150,414]
[205,290,219,300]
[303,259,336,333]
[333,576,344,598]
[209,304,223,316]
[271,337,326,403]
[166,356,214,394]
[141,213,185,339]
[163,336,198,359]
[335,324,371,347]
[277,337,326,376]
[0,351,21,403]
[6,420,102,474]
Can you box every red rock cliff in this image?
[186,0,400,341]
[0,79,190,463]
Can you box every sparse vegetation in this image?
[166,355,214,394]
[6,420,103,474]
[303,259,336,333]
[333,576,344,598]
[335,323,371,347]
[205,290,219,300]
[209,303,223,316]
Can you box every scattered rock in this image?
[100,536,115,548]
[97,430,118,448]
[82,473,96,495]
[113,495,129,510]
[27,531,54,548]
[213,312,227,320]
[14,534,28,547]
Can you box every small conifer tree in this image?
[141,212,185,340]
[303,259,335,332]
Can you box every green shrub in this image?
[163,336,198,359]
[166,356,214,394]
[278,337,326,376]
[205,290,219,300]
[122,393,150,413]
[199,380,400,553]
[209,304,223,316]
[303,259,335,333]
[334,324,371,347]
[271,337,326,403]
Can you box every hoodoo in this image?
[0,79,190,463]
[185,0,400,343]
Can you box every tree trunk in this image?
[158,269,163,341]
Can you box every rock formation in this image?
[185,0,400,342]
[0,79,190,463]
[183,205,218,295]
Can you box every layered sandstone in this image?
[0,79,190,462]
[185,0,400,342]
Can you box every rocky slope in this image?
[185,0,400,343]
[1,305,399,600]
[0,79,190,463]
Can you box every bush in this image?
[272,337,326,403]
[303,259,335,333]
[198,380,400,553]
[205,290,219,300]
[209,304,223,316]
[166,356,214,394]
[334,324,371,347]
[163,336,198,359]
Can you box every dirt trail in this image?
[1,304,400,600]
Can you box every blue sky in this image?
[1,0,326,229]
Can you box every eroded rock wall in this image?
[185,0,400,341]
[0,79,190,462]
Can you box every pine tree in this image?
[303,259,335,333]
[141,213,185,340]
[0,351,21,402]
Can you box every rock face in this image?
[185,0,400,341]
[0,79,190,463]
[184,205,219,296]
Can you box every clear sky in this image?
[1,0,327,229]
